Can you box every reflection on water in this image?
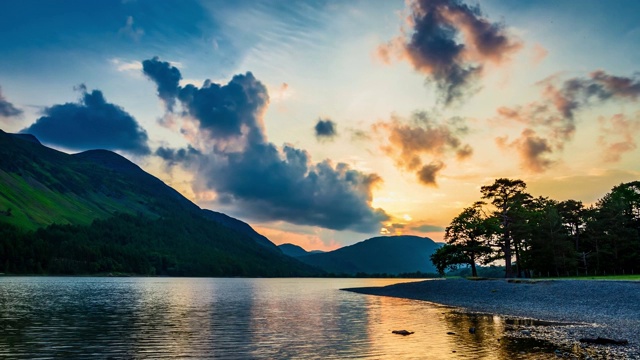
[0,277,559,359]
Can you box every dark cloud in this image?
[495,71,640,171]
[376,111,471,186]
[455,143,473,160]
[590,70,640,101]
[22,86,150,154]
[314,118,337,141]
[496,129,553,173]
[417,160,444,186]
[145,57,388,232]
[411,224,445,232]
[378,0,521,105]
[0,86,22,117]
[178,73,269,143]
[155,145,201,166]
[202,142,388,232]
[143,56,269,142]
[142,57,182,111]
[597,113,640,163]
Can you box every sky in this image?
[1,0,640,251]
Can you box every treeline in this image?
[431,179,640,278]
[321,271,440,278]
[0,212,320,277]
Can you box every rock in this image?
[554,349,563,357]
[579,337,629,345]
[392,330,414,336]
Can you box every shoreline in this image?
[343,278,640,359]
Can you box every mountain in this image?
[203,210,279,253]
[0,130,320,276]
[278,243,325,257]
[295,236,442,275]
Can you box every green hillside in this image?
[296,235,442,275]
[0,130,320,276]
[0,132,165,229]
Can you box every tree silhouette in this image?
[480,178,531,278]
[443,201,496,277]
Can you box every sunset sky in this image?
[1,0,640,251]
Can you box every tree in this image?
[524,197,577,276]
[430,245,468,276]
[588,181,640,273]
[480,178,531,278]
[443,202,496,277]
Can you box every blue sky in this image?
[2,0,640,250]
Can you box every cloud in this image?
[179,73,269,143]
[598,113,640,162]
[118,15,144,41]
[411,224,445,232]
[347,127,371,142]
[496,129,554,173]
[417,160,444,186]
[531,43,548,65]
[314,118,337,141]
[142,57,182,111]
[455,143,473,160]
[495,70,640,171]
[0,86,23,118]
[375,111,471,185]
[202,143,388,232]
[155,145,202,166]
[378,0,521,105]
[144,57,388,232]
[22,85,150,154]
[111,58,142,72]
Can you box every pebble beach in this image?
[344,278,640,359]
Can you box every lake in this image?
[0,277,555,359]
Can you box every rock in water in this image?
[392,330,414,336]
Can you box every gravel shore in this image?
[344,278,640,359]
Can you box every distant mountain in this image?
[295,236,442,275]
[0,130,319,276]
[278,243,325,257]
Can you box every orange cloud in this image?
[531,43,548,65]
[494,70,640,172]
[598,113,640,162]
[496,129,554,173]
[375,112,472,186]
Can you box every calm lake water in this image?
[0,277,556,359]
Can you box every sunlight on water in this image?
[0,277,556,359]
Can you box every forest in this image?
[431,179,640,278]
[0,212,319,277]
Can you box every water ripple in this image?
[0,277,556,359]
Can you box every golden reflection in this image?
[360,294,556,359]
[129,278,215,358]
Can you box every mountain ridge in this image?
[0,130,319,276]
[293,235,442,275]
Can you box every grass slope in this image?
[0,130,320,276]
[0,132,157,229]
